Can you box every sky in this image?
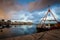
[0,0,60,23]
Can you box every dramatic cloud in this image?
[0,0,60,11]
[0,0,60,23]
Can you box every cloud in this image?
[5,10,46,23]
[0,0,60,23]
[28,0,47,11]
[0,0,60,12]
[7,10,33,22]
[53,6,60,21]
[27,0,60,11]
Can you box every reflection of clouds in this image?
[10,25,36,35]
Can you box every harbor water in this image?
[0,25,37,39]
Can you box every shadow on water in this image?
[37,28,49,33]
[36,26,60,33]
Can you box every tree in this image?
[6,20,11,28]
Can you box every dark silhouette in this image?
[6,20,11,28]
[0,19,11,32]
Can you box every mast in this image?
[40,5,58,28]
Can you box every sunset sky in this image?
[0,0,60,23]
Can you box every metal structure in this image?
[40,8,58,28]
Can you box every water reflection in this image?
[10,25,36,34]
[0,25,37,39]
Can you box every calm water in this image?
[0,25,37,39]
[10,25,37,35]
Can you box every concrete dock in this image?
[0,29,60,40]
